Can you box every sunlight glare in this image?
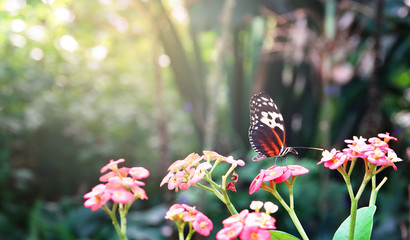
[26,25,46,42]
[158,54,171,67]
[55,7,75,22]
[91,45,108,60]
[59,35,79,52]
[11,19,26,33]
[107,13,129,33]
[99,0,112,5]
[9,34,26,47]
[171,5,188,24]
[41,0,55,5]
[30,48,44,61]
[4,0,26,12]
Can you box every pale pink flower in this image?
[167,171,185,191]
[160,172,174,187]
[318,149,347,170]
[378,132,397,142]
[368,137,389,148]
[83,184,111,211]
[216,222,243,240]
[203,150,226,161]
[181,204,198,222]
[286,165,309,176]
[100,159,125,173]
[99,167,129,182]
[222,210,249,227]
[344,136,367,145]
[263,202,278,214]
[132,186,148,200]
[165,204,185,220]
[225,156,245,166]
[249,201,263,212]
[110,188,135,204]
[129,167,150,180]
[190,162,212,184]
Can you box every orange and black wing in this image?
[248,92,287,161]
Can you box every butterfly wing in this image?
[248,92,287,161]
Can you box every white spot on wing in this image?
[260,111,284,130]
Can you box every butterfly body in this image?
[248,92,298,161]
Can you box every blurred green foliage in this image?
[0,0,409,239]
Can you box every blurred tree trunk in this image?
[143,0,208,143]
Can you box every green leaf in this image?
[333,206,377,240]
[270,230,300,240]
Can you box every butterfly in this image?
[248,92,298,161]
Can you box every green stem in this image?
[288,208,309,240]
[199,174,237,215]
[177,224,185,240]
[185,223,195,240]
[271,185,309,240]
[348,172,372,240]
[102,205,123,239]
[348,198,358,240]
[369,176,388,206]
[119,204,127,240]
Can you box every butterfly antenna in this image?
[291,147,324,152]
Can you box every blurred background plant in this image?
[0,0,408,239]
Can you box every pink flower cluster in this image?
[84,159,149,211]
[249,165,309,194]
[216,201,278,240]
[165,203,213,236]
[160,151,245,192]
[317,133,402,170]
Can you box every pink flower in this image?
[222,210,249,227]
[287,165,309,176]
[203,150,226,161]
[318,149,347,170]
[83,184,111,211]
[132,186,148,200]
[160,172,174,187]
[249,172,264,195]
[216,222,243,240]
[240,225,271,240]
[99,167,129,182]
[167,171,184,191]
[190,162,212,184]
[343,141,372,159]
[193,213,213,236]
[165,204,185,220]
[110,188,135,204]
[100,159,125,173]
[217,203,277,240]
[365,148,397,170]
[273,168,292,183]
[181,204,198,222]
[129,167,150,180]
[244,212,276,230]
[261,166,285,181]
[344,136,367,145]
[378,132,397,142]
[226,156,245,166]
[368,137,388,148]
